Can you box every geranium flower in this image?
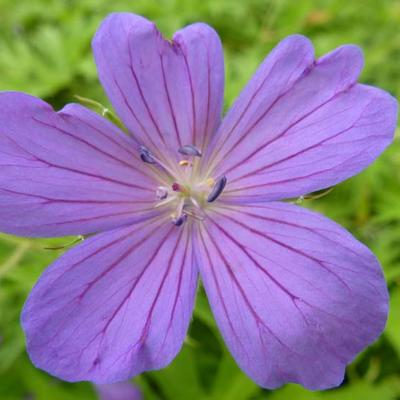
[0,12,397,390]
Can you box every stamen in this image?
[207,176,227,203]
[165,197,187,225]
[183,208,205,221]
[190,197,201,209]
[178,144,202,157]
[179,160,191,167]
[139,145,155,164]
[148,141,227,222]
[156,186,168,200]
[138,145,179,178]
[186,198,206,220]
[172,213,187,226]
[155,196,175,208]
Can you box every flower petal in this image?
[92,13,224,155]
[22,217,197,383]
[207,38,397,202]
[0,92,159,237]
[195,202,388,389]
[95,382,142,400]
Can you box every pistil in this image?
[139,144,227,227]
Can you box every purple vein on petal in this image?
[96,23,157,149]
[178,44,197,146]
[126,29,167,146]
[207,216,362,331]
[85,225,176,348]
[58,112,159,182]
[196,226,250,359]
[0,187,152,205]
[159,52,182,147]
[111,75,159,149]
[33,116,139,173]
[4,129,152,192]
[220,83,357,180]
[154,227,191,358]
[135,227,186,350]
[224,146,374,195]
[213,209,351,291]
[44,218,170,351]
[217,203,373,265]
[200,224,301,356]
[207,52,312,170]
[63,113,138,159]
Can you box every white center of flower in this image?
[139,144,226,226]
[155,175,215,225]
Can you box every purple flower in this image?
[0,12,397,390]
[94,381,142,400]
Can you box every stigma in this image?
[139,144,226,227]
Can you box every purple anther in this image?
[178,145,202,157]
[139,145,155,164]
[156,187,168,200]
[207,176,227,203]
[172,214,187,227]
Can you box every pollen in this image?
[206,177,215,187]
[179,159,191,167]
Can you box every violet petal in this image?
[195,202,388,390]
[21,218,198,383]
[0,93,160,237]
[207,37,397,203]
[92,13,224,155]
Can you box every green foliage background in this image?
[0,0,399,399]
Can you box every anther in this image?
[172,213,187,227]
[178,144,202,157]
[179,160,191,167]
[139,145,155,164]
[156,186,168,200]
[207,176,227,203]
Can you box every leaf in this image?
[147,345,206,399]
[209,348,259,400]
[385,286,400,355]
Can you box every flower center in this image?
[139,144,226,226]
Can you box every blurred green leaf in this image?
[385,286,400,355]
[209,348,259,400]
[147,345,206,399]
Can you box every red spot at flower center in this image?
[172,182,181,192]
